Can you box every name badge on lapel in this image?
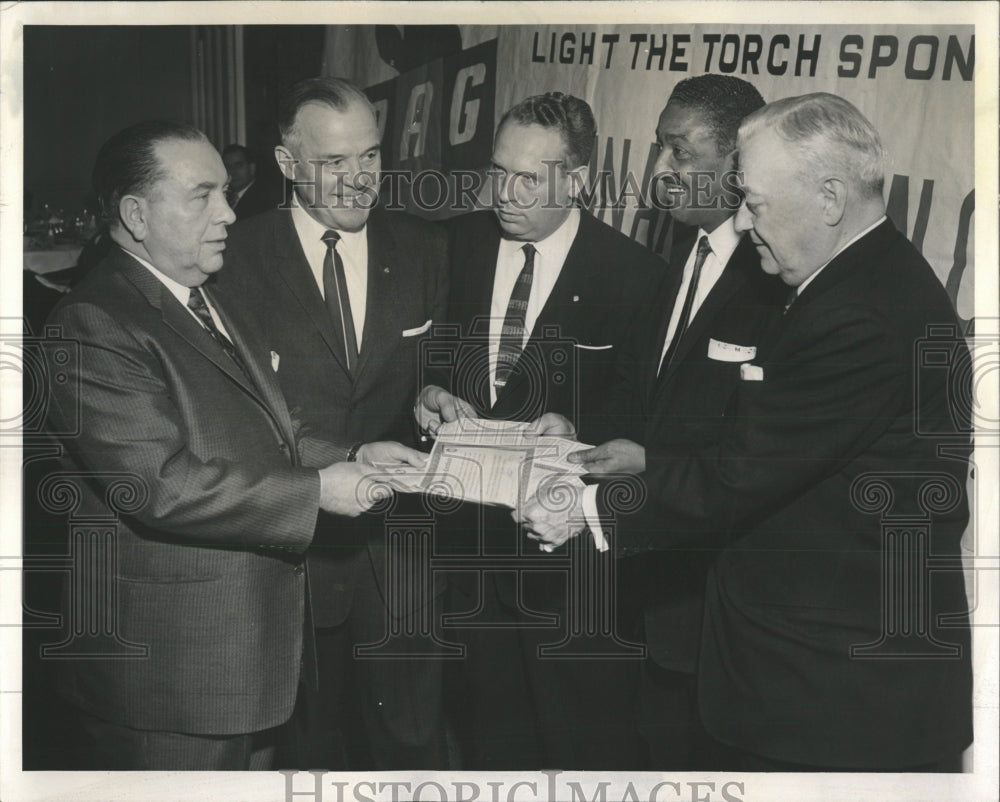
[708,338,757,362]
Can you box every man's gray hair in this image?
[738,92,885,197]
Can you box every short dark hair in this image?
[222,143,253,163]
[668,75,765,156]
[277,77,376,149]
[497,92,596,170]
[92,120,206,227]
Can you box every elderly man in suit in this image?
[215,77,449,769]
[416,92,663,769]
[43,120,421,770]
[520,92,973,772]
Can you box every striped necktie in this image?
[494,243,536,391]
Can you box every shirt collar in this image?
[498,206,581,262]
[698,215,741,266]
[796,215,887,295]
[290,199,368,253]
[119,246,198,309]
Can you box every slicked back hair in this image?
[278,76,377,150]
[668,74,765,157]
[738,92,886,198]
[497,92,597,170]
[93,120,207,228]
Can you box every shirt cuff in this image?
[582,484,609,552]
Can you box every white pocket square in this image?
[574,343,613,351]
[740,363,764,381]
[402,319,432,337]
[708,338,756,362]
[270,351,280,372]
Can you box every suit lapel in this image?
[114,250,293,443]
[658,235,755,386]
[643,233,693,402]
[271,212,351,377]
[465,219,503,407]
[203,284,298,448]
[355,210,402,385]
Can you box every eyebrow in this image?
[191,181,218,193]
[318,143,381,160]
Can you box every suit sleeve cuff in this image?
[582,484,609,552]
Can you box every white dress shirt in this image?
[125,248,232,339]
[657,215,742,374]
[291,201,368,347]
[488,207,581,406]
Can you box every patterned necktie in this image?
[321,229,359,373]
[495,243,536,391]
[661,235,712,369]
[187,286,249,377]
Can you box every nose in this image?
[496,172,514,205]
[653,146,675,176]
[219,191,237,225]
[733,202,752,234]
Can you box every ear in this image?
[821,177,847,226]
[248,161,257,180]
[565,164,588,202]
[118,194,148,241]
[274,145,298,182]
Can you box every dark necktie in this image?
[784,286,798,314]
[321,229,359,373]
[661,235,712,370]
[495,243,536,391]
[187,286,249,377]
[225,186,239,210]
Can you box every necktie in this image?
[321,229,359,373]
[187,286,249,377]
[225,186,239,209]
[661,235,712,369]
[783,286,798,314]
[494,243,536,391]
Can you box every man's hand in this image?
[356,441,428,468]
[569,439,646,475]
[525,412,576,439]
[317,462,392,516]
[513,481,587,551]
[414,384,476,437]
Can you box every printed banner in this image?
[324,24,974,324]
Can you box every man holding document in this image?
[516,93,973,772]
[415,91,662,768]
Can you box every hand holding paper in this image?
[570,439,646,476]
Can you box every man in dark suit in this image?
[520,93,973,771]
[222,144,281,220]
[416,92,663,769]
[559,74,784,769]
[43,121,417,770]
[215,78,449,769]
